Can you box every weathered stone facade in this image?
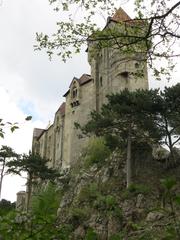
[16,191,26,211]
[32,8,149,169]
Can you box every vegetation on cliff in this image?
[0,85,180,239]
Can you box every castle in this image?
[32,8,149,170]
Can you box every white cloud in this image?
[0,0,90,202]
[0,0,179,202]
[0,87,45,202]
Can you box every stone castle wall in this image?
[32,8,149,170]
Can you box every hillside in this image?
[55,148,180,239]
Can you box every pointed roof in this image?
[56,102,66,116]
[69,77,79,88]
[78,74,92,85]
[112,7,131,22]
[33,128,45,138]
[63,74,93,97]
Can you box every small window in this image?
[72,86,77,98]
[135,62,140,68]
[120,71,129,79]
[100,76,103,86]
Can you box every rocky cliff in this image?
[55,150,180,239]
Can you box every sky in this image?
[0,0,90,202]
[0,0,179,202]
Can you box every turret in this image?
[87,8,149,110]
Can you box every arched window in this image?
[72,85,78,98]
[71,82,80,108]
[71,82,78,99]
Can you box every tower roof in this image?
[112,7,131,22]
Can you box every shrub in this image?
[109,233,124,240]
[0,199,15,216]
[123,183,150,198]
[84,137,111,167]
[31,182,61,219]
[85,228,98,240]
[94,195,117,210]
[78,183,99,203]
[69,207,89,224]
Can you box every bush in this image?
[109,233,124,240]
[69,207,90,224]
[31,182,61,219]
[85,228,98,240]
[78,183,99,203]
[0,199,15,216]
[84,137,111,167]
[123,183,150,198]
[0,184,69,240]
[94,195,117,210]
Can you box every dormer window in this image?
[71,81,79,108]
[72,86,78,98]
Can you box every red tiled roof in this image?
[33,128,45,138]
[56,102,66,116]
[63,74,93,97]
[112,7,131,22]
[109,7,145,26]
[78,74,92,85]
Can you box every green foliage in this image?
[0,145,19,197]
[0,199,15,216]
[7,152,59,181]
[83,137,111,168]
[85,228,98,240]
[0,183,72,240]
[160,177,176,191]
[78,183,99,203]
[7,152,60,210]
[69,207,90,224]
[0,116,32,138]
[109,233,124,240]
[35,0,179,83]
[175,195,180,206]
[31,182,61,220]
[104,134,120,151]
[123,183,150,199]
[94,195,117,210]
[57,224,73,240]
[78,183,123,222]
[25,116,32,121]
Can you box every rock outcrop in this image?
[55,150,180,239]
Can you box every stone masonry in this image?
[32,8,149,170]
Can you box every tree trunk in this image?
[0,159,5,199]
[126,127,132,188]
[168,133,175,166]
[26,174,32,211]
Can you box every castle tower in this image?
[88,8,149,111]
[31,8,150,170]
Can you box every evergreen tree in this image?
[0,146,19,199]
[79,84,180,186]
[152,84,180,164]
[78,88,161,187]
[7,152,60,210]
